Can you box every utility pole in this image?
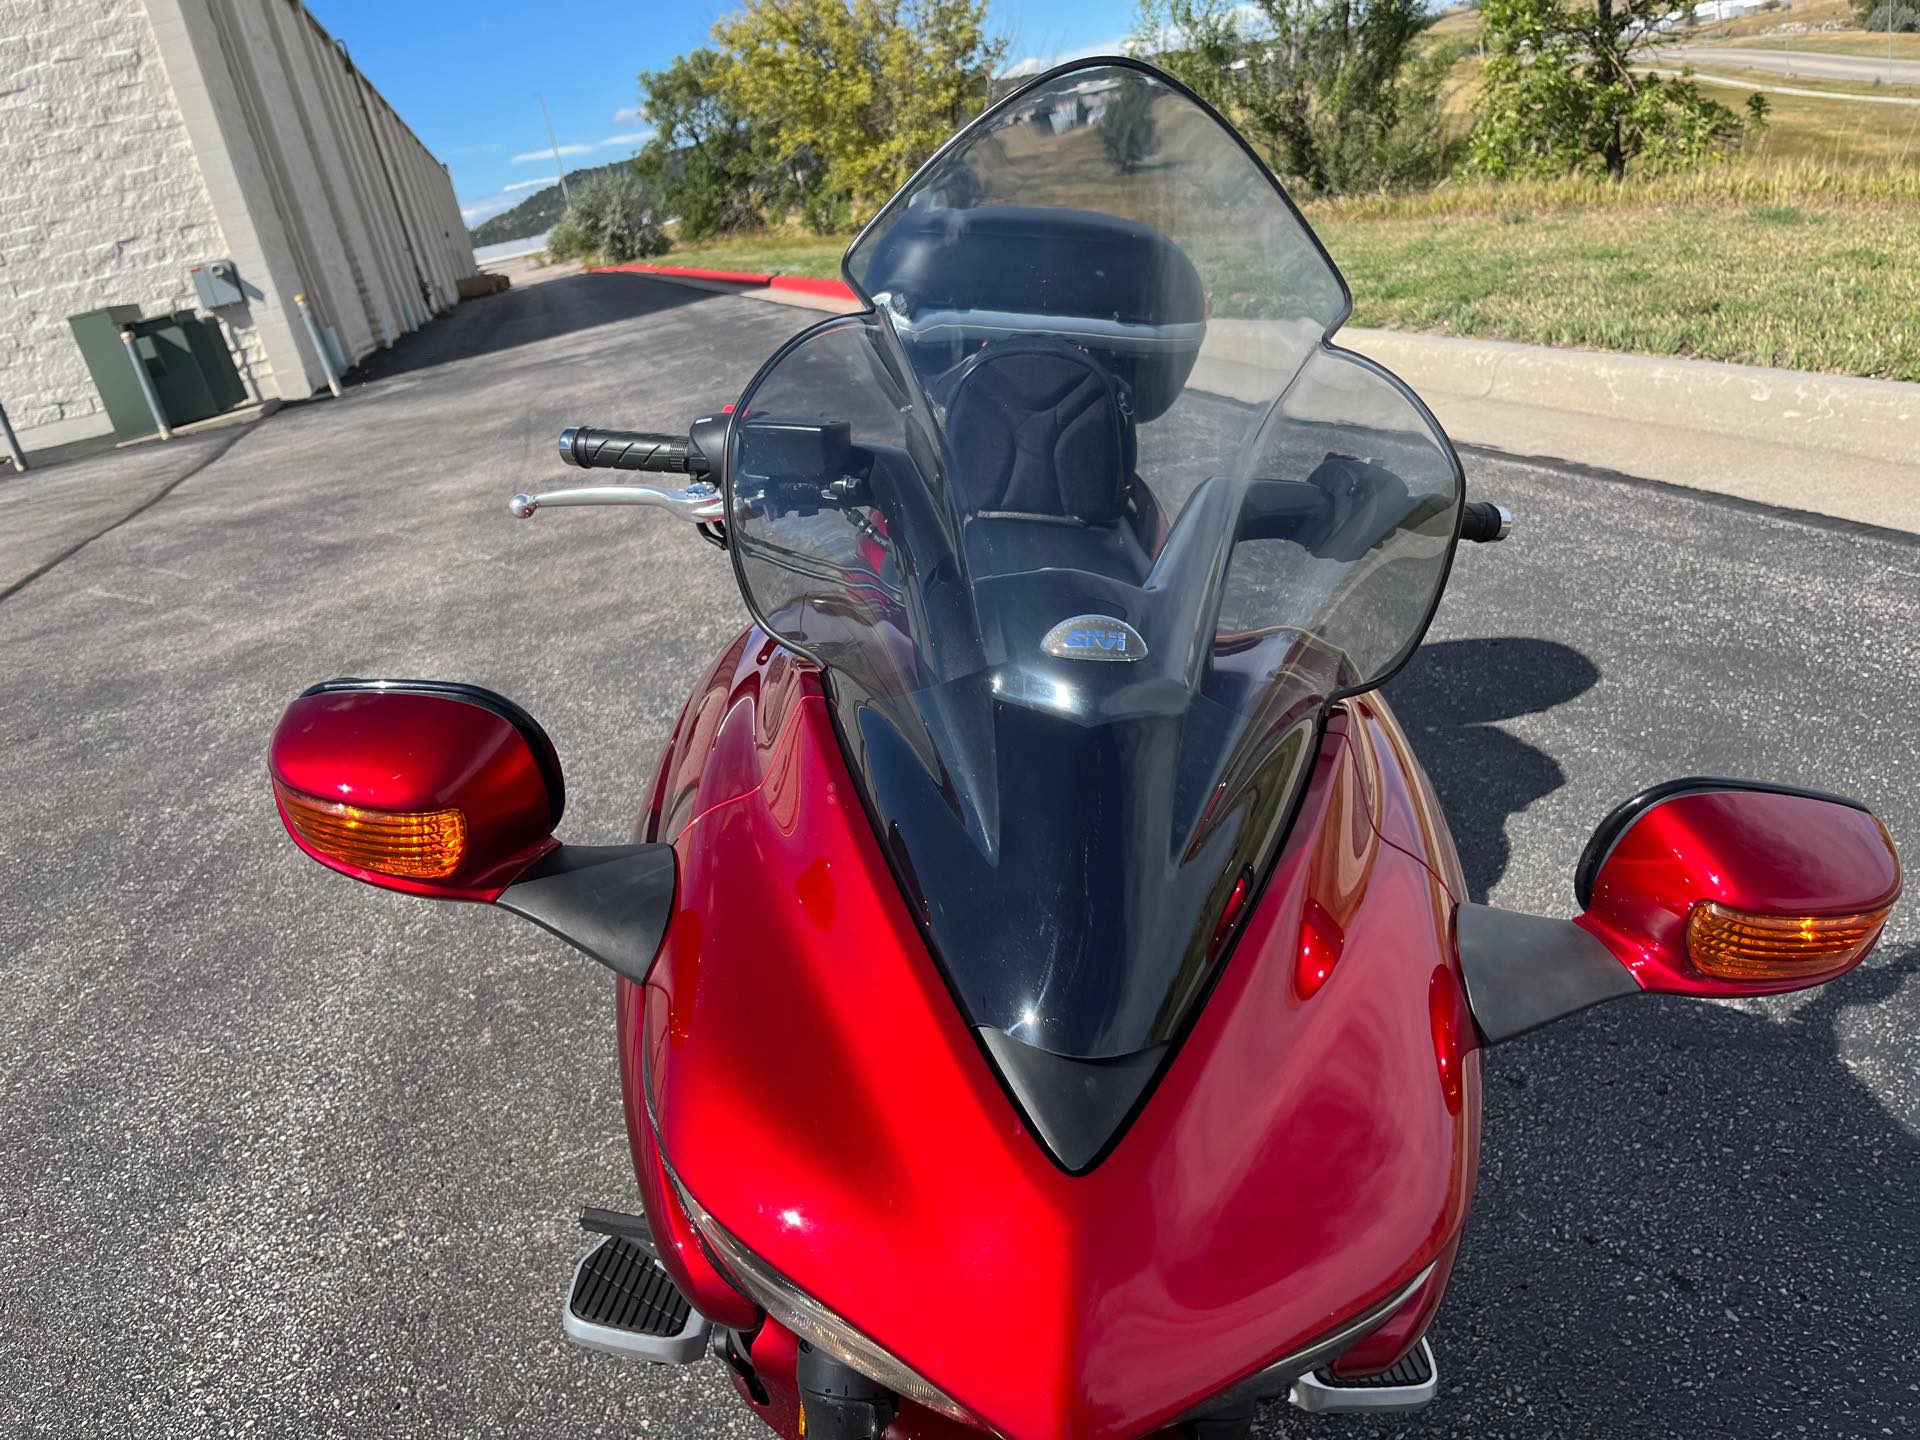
[537,94,572,204]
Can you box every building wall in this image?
[0,0,237,446]
[0,0,475,455]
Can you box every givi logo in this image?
[1041,615,1149,662]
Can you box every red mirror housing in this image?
[269,679,563,901]
[1574,780,1900,997]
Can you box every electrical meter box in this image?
[190,260,244,309]
[68,306,248,441]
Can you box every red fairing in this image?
[616,978,761,1331]
[620,632,1479,1439]
[269,689,556,901]
[1578,788,1902,996]
[1344,694,1468,904]
[1330,1232,1461,1378]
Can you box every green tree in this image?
[1466,0,1744,181]
[1098,71,1160,173]
[1135,0,1460,195]
[1856,2,1920,30]
[633,49,768,239]
[546,173,669,264]
[715,0,1004,223]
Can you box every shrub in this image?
[546,174,669,264]
[1859,3,1920,29]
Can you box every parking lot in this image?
[2,268,1915,1439]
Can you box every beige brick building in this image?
[0,0,474,455]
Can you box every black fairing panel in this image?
[837,677,1317,1064]
[978,1028,1167,1172]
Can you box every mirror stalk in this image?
[1455,904,1640,1047]
[495,844,676,985]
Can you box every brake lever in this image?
[507,479,725,522]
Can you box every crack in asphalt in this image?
[0,424,256,608]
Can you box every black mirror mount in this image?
[1455,904,1639,1047]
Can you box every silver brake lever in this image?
[507,480,724,523]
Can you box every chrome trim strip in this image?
[1172,1263,1436,1423]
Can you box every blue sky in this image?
[305,0,1135,227]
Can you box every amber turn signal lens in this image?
[275,781,468,880]
[1686,900,1890,982]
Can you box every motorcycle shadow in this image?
[1255,943,1920,1437]
[1383,636,1601,903]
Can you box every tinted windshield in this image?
[724,62,1461,1100]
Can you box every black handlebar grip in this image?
[559,426,690,473]
[1460,501,1513,544]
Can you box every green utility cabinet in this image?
[68,306,247,440]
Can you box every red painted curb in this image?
[768,273,858,302]
[589,262,776,285]
[586,260,859,303]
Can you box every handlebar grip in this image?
[559,426,690,474]
[1460,501,1512,544]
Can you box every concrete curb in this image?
[1340,329,1918,467]
[594,263,1920,532]
[1339,330,1919,532]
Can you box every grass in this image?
[1742,90,1920,161]
[646,54,1920,383]
[651,232,848,278]
[658,174,1920,381]
[1312,187,1920,381]
[1667,64,1920,101]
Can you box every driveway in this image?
[1,270,1915,1439]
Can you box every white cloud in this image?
[1003,37,1134,77]
[599,130,651,148]
[460,192,521,224]
[613,105,643,122]
[512,142,594,164]
[502,178,549,193]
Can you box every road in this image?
[1668,43,1920,85]
[2,269,1915,1440]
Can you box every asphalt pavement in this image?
[2,270,1915,1440]
[1668,43,1920,85]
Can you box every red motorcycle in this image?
[267,60,1901,1440]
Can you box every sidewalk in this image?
[592,262,1920,535]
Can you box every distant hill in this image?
[469,161,630,246]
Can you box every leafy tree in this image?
[1466,0,1744,181]
[715,0,1004,222]
[546,173,669,264]
[633,49,770,240]
[1135,0,1460,195]
[1098,72,1159,173]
